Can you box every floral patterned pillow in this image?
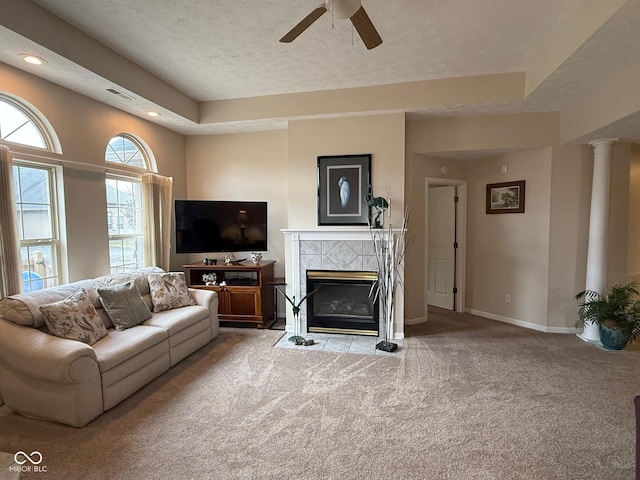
[148,272,195,312]
[39,289,108,345]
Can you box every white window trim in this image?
[106,173,144,273]
[14,160,63,289]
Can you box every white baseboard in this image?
[466,309,577,334]
[404,316,427,325]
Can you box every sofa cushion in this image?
[39,289,108,345]
[97,281,152,331]
[144,304,210,336]
[92,325,168,373]
[148,272,195,312]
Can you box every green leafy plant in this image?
[575,281,640,342]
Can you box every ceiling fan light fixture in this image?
[326,0,361,19]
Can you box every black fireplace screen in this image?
[306,271,378,335]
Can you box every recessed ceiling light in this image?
[146,111,161,117]
[20,54,47,65]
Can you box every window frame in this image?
[106,173,145,274]
[105,133,150,171]
[104,132,153,274]
[13,160,62,291]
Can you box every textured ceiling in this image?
[31,0,583,101]
[0,0,639,145]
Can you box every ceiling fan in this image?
[280,0,382,50]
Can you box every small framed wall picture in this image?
[317,154,371,226]
[486,180,526,214]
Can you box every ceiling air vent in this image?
[106,88,134,101]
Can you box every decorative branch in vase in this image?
[367,188,412,352]
[275,286,321,346]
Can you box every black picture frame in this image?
[486,180,526,214]
[317,154,371,226]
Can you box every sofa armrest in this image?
[189,288,217,309]
[189,288,219,335]
[0,318,98,384]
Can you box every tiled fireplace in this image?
[282,228,405,339]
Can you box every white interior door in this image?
[427,185,456,310]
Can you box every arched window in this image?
[0,95,61,291]
[105,134,149,169]
[0,95,50,149]
[105,134,152,273]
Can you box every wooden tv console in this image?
[183,260,276,329]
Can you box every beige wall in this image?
[406,113,559,155]
[287,114,406,227]
[629,144,640,280]
[546,145,592,328]
[184,130,289,278]
[0,62,187,280]
[467,148,553,327]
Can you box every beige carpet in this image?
[0,308,638,479]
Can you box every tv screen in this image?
[174,200,267,254]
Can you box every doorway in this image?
[425,178,467,316]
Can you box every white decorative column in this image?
[579,139,617,342]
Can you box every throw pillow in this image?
[39,289,108,345]
[148,272,195,312]
[97,281,152,331]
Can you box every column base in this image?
[577,331,600,343]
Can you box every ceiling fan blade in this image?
[280,5,327,43]
[350,6,382,50]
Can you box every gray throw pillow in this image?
[97,281,152,331]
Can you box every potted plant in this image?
[575,282,640,350]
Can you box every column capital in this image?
[589,138,619,149]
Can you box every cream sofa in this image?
[0,267,218,427]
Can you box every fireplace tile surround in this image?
[282,228,405,340]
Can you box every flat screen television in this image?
[174,200,267,254]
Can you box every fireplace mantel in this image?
[281,227,405,339]
[281,227,404,237]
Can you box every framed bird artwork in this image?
[317,154,371,226]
